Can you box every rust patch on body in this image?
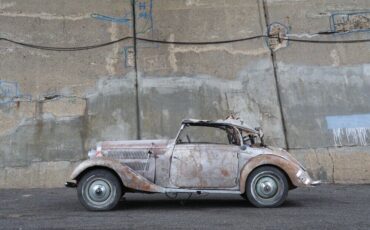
[221,169,230,177]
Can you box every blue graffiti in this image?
[138,1,150,18]
[0,80,18,104]
[90,0,154,35]
[138,1,146,10]
[330,11,370,34]
[91,13,131,26]
[139,11,148,19]
[136,0,157,48]
[326,114,370,129]
[0,80,31,105]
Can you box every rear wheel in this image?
[246,166,288,208]
[77,169,122,211]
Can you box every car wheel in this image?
[77,169,122,211]
[246,166,288,208]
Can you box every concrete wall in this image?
[0,0,369,188]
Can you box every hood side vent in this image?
[106,151,148,159]
[124,162,149,171]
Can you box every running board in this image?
[164,188,241,194]
[65,181,77,188]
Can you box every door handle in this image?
[173,156,179,160]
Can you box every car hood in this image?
[100,139,171,150]
[92,139,174,158]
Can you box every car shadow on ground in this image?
[114,198,304,211]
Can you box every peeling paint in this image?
[266,0,305,2]
[171,45,268,56]
[0,46,15,55]
[0,12,91,20]
[167,34,268,72]
[168,34,178,72]
[185,0,206,7]
[105,23,120,76]
[330,49,340,67]
[0,46,51,58]
[286,33,319,38]
[100,109,131,139]
[0,1,15,10]
[363,64,370,76]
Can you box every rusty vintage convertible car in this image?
[66,118,320,210]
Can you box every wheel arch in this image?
[74,166,125,190]
[239,155,300,194]
[246,164,295,191]
[70,158,165,193]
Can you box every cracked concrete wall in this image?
[136,1,285,146]
[0,0,136,188]
[0,0,369,188]
[265,0,370,183]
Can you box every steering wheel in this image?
[186,134,191,143]
[243,135,251,144]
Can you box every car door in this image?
[170,124,240,189]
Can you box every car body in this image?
[66,118,320,210]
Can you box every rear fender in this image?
[71,158,165,193]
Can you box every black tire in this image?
[77,169,122,211]
[246,166,288,208]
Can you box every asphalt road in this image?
[0,184,369,229]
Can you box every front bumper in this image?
[296,169,321,187]
[310,180,321,186]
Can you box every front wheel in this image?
[246,166,288,208]
[77,169,122,211]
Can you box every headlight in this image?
[88,149,96,159]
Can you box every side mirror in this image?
[240,145,247,151]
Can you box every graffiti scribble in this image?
[0,80,32,106]
[91,13,131,25]
[331,11,370,33]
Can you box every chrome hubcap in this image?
[88,180,111,202]
[255,176,278,199]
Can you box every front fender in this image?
[239,154,305,194]
[70,158,165,193]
